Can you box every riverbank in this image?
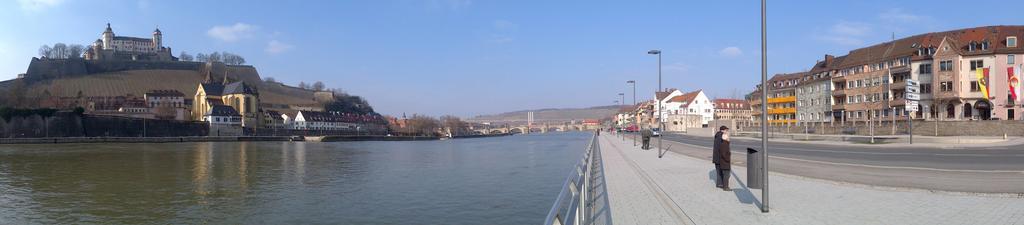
[0,133,516,144]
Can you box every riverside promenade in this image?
[595,133,1024,225]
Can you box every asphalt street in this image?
[618,132,1024,193]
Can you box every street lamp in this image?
[626,79,634,147]
[760,0,770,213]
[647,50,662,156]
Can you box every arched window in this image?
[946,104,956,119]
[963,103,973,118]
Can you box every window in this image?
[848,81,855,88]
[919,64,932,74]
[920,84,932,94]
[970,81,980,92]
[1009,37,1018,48]
[856,80,863,87]
[1010,55,1016,64]
[970,60,984,71]
[940,60,953,71]
[940,81,953,92]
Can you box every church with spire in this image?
[84,23,175,61]
[192,70,261,128]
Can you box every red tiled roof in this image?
[655,88,679,101]
[667,90,702,104]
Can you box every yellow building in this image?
[193,75,261,128]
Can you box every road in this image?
[618,132,1024,193]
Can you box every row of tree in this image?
[178,51,246,65]
[297,81,326,91]
[388,114,470,137]
[38,43,86,59]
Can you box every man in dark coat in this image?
[712,126,732,191]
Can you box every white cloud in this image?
[429,0,472,10]
[719,47,743,57]
[265,40,293,54]
[493,20,518,31]
[487,35,514,44]
[814,21,872,46]
[665,62,690,72]
[831,21,871,36]
[879,8,923,23]
[137,0,151,10]
[207,23,258,42]
[18,0,63,11]
[485,20,518,44]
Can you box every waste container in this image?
[746,147,763,189]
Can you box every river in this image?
[0,132,590,224]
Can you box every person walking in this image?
[641,127,652,150]
[712,126,732,191]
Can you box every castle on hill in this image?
[84,23,175,61]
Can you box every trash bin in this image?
[746,147,763,189]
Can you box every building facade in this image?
[825,26,1024,122]
[193,75,261,127]
[797,59,836,124]
[713,99,752,121]
[764,73,803,125]
[84,23,175,61]
[145,90,188,120]
[662,90,714,126]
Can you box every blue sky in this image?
[1,0,1022,117]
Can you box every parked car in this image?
[651,128,661,137]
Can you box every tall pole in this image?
[657,52,663,156]
[628,81,637,147]
[760,0,770,213]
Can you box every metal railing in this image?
[543,131,599,225]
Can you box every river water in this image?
[0,132,590,224]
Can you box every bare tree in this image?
[298,82,309,90]
[52,43,68,59]
[263,77,276,83]
[179,51,194,61]
[312,81,325,91]
[440,115,468,136]
[222,52,246,65]
[406,114,441,136]
[68,44,84,59]
[195,53,208,63]
[208,52,222,63]
[38,45,52,58]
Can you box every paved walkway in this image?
[598,133,1024,225]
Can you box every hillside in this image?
[24,69,317,107]
[467,105,624,123]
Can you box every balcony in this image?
[832,89,846,96]
[767,107,796,114]
[766,96,796,104]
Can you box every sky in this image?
[1,0,1023,118]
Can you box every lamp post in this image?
[647,50,662,155]
[760,0,770,213]
[618,93,625,131]
[627,81,637,146]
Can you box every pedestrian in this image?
[713,126,732,191]
[641,127,652,150]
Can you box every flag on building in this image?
[977,68,991,99]
[1010,67,1019,103]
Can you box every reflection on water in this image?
[0,132,588,224]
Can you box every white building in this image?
[662,90,715,126]
[205,105,242,136]
[293,111,359,130]
[654,89,684,124]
